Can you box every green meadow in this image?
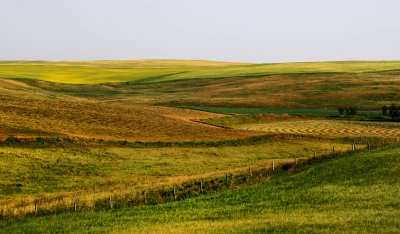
[180,106,339,115]
[1,144,399,233]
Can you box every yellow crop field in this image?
[0,60,399,84]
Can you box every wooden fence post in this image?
[74,200,77,212]
[144,192,147,204]
[272,161,275,171]
[200,181,203,193]
[367,140,371,149]
[249,166,252,177]
[34,202,38,215]
[173,187,177,200]
[352,141,356,152]
[109,196,113,209]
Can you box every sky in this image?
[0,0,399,63]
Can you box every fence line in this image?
[0,138,396,220]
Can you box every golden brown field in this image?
[18,70,400,110]
[0,78,258,142]
[233,120,400,138]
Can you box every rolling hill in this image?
[1,60,400,84]
[2,143,399,233]
[0,78,257,142]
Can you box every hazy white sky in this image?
[0,0,399,63]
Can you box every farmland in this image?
[1,60,400,84]
[206,116,400,138]
[0,60,399,232]
[13,66,400,110]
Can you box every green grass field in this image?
[180,106,382,116]
[1,60,400,84]
[180,106,339,115]
[0,138,353,219]
[1,143,398,233]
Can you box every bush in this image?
[388,104,400,119]
[382,105,388,116]
[338,107,345,115]
[338,106,357,116]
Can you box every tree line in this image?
[337,106,357,116]
[337,104,399,119]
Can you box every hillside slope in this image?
[0,79,257,141]
[19,70,400,109]
[2,144,399,233]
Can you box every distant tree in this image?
[388,104,399,119]
[345,107,350,115]
[382,105,388,116]
[348,106,357,116]
[338,106,345,115]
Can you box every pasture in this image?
[0,60,399,233]
[1,143,399,233]
[0,137,355,219]
[14,70,399,110]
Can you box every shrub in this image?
[382,105,388,116]
[338,107,345,115]
[388,104,399,119]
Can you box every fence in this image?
[0,137,397,220]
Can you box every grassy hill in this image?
[1,143,399,233]
[0,137,351,218]
[1,60,400,84]
[0,78,259,142]
[18,69,400,110]
[0,60,250,84]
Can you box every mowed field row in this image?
[233,120,400,138]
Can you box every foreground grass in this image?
[2,144,399,233]
[0,139,348,208]
[1,60,400,84]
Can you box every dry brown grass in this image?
[150,72,399,108]
[23,71,400,109]
[0,79,259,142]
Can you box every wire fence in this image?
[0,137,398,220]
